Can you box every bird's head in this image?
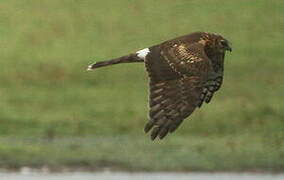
[212,35,232,53]
[199,33,232,53]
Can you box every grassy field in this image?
[0,0,283,172]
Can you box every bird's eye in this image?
[220,40,228,47]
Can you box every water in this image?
[1,172,284,180]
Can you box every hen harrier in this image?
[87,32,232,140]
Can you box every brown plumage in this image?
[87,32,232,140]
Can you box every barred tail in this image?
[87,53,144,71]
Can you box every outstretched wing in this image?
[144,42,211,140]
[198,76,223,107]
[198,52,225,107]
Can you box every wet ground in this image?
[1,172,284,180]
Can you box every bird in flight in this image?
[87,32,232,140]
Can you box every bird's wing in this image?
[144,42,211,140]
[198,52,225,107]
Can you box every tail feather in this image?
[87,53,144,71]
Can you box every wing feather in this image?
[144,42,211,140]
[198,52,225,107]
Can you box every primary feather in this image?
[87,32,232,140]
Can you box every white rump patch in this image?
[87,63,95,71]
[87,65,93,71]
[136,48,150,60]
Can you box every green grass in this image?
[0,0,283,172]
[0,135,283,172]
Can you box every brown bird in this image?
[87,32,232,140]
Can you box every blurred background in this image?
[0,0,283,172]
